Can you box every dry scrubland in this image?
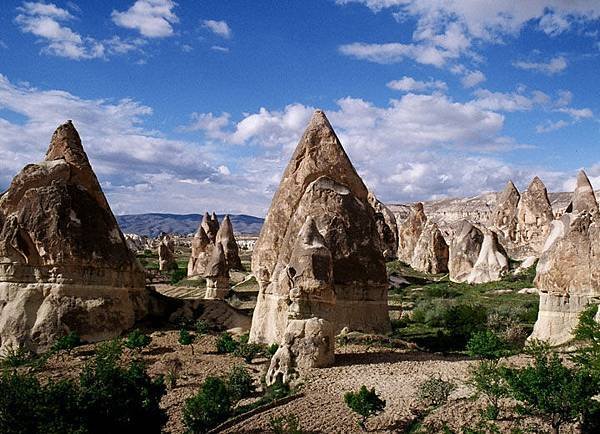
[3,252,594,434]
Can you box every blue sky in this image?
[1,0,600,216]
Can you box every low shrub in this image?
[195,320,209,335]
[234,342,264,363]
[417,377,455,407]
[269,413,303,434]
[267,343,279,357]
[226,365,255,401]
[466,330,508,360]
[0,345,34,368]
[124,329,152,351]
[170,268,187,284]
[183,377,232,433]
[344,385,386,430]
[470,360,508,420]
[50,331,81,355]
[179,329,196,355]
[216,332,238,354]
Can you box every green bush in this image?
[269,414,303,434]
[417,377,455,407]
[216,332,238,354]
[124,329,152,351]
[50,331,81,355]
[234,342,263,363]
[344,385,386,430]
[466,330,508,360]
[195,320,209,335]
[264,378,291,402]
[179,329,196,355]
[444,303,487,345]
[502,341,600,434]
[183,377,232,433]
[0,345,34,368]
[267,343,279,356]
[0,339,167,434]
[572,304,600,375]
[470,360,508,420]
[226,365,255,401]
[170,268,187,284]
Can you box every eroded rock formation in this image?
[397,202,427,263]
[466,230,509,284]
[203,243,230,300]
[368,192,399,261]
[490,181,520,244]
[0,121,147,353]
[530,173,600,344]
[201,212,220,243]
[250,110,389,347]
[216,215,244,271]
[448,221,484,283]
[515,177,553,258]
[158,236,177,272]
[187,226,211,276]
[411,222,449,274]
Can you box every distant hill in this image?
[116,213,264,237]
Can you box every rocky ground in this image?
[32,329,577,434]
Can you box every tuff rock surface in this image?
[158,236,177,272]
[250,110,389,346]
[466,230,509,284]
[368,192,399,261]
[216,215,244,271]
[203,242,230,300]
[397,203,427,264]
[410,222,449,274]
[448,221,484,283]
[0,121,147,353]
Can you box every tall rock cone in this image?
[489,180,520,244]
[567,170,599,215]
[397,202,427,263]
[216,215,244,271]
[201,212,219,243]
[203,242,230,300]
[250,110,389,345]
[368,192,399,261]
[515,176,553,258]
[0,121,147,353]
[187,226,211,276]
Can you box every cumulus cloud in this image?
[387,76,447,92]
[112,0,179,38]
[536,119,570,133]
[202,20,232,39]
[461,70,486,88]
[336,1,599,67]
[15,1,105,59]
[513,56,568,74]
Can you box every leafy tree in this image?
[124,329,151,352]
[344,385,386,430]
[216,332,238,354]
[444,303,488,346]
[179,329,196,355]
[572,304,600,375]
[183,377,232,433]
[467,330,508,360]
[502,341,600,434]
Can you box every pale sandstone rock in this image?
[466,230,509,284]
[410,222,449,274]
[216,215,244,271]
[158,237,177,272]
[489,180,520,244]
[203,243,229,300]
[187,226,211,276]
[566,170,599,215]
[515,177,553,258]
[250,110,389,345]
[368,192,399,261]
[201,212,220,243]
[0,121,147,353]
[448,220,484,283]
[397,203,427,263]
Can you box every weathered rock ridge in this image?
[0,121,147,353]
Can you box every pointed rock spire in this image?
[45,120,90,168]
[201,211,219,242]
[194,225,210,246]
[204,242,229,279]
[252,110,369,278]
[569,170,599,214]
[216,215,244,270]
[515,176,553,255]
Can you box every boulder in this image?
[410,222,449,274]
[397,203,427,263]
[466,230,509,284]
[448,220,484,283]
[250,110,389,345]
[0,121,147,353]
[215,215,244,271]
[368,192,399,260]
[203,243,230,300]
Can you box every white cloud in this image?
[210,45,229,53]
[112,0,178,38]
[336,1,600,66]
[202,20,232,39]
[471,89,539,112]
[513,56,568,75]
[461,70,486,88]
[15,1,105,60]
[557,107,593,119]
[536,119,570,133]
[387,76,447,92]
